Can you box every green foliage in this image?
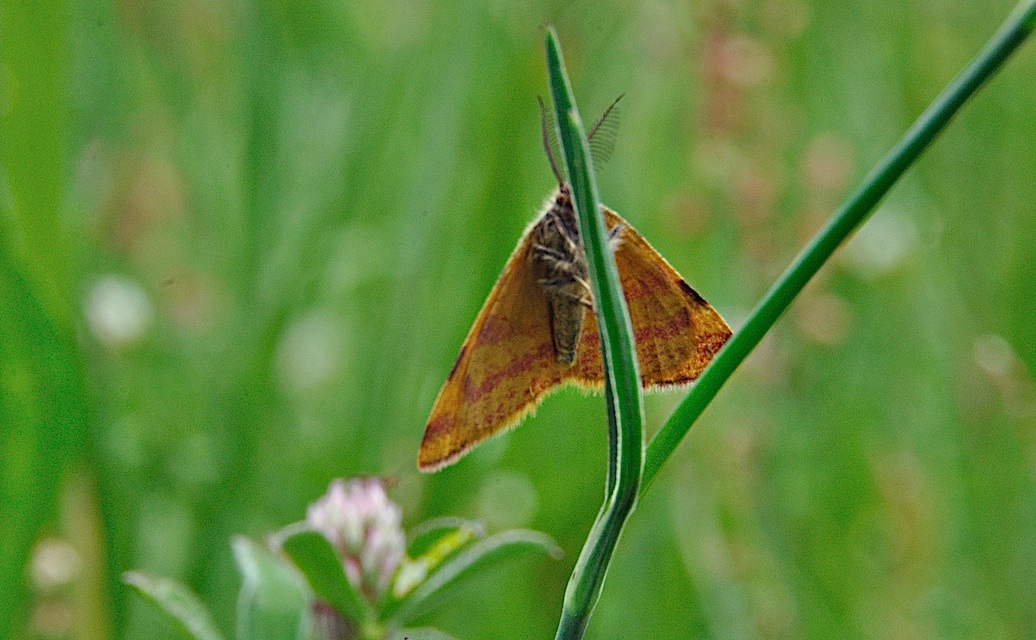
[549,6,1036,638]
[122,572,226,640]
[644,0,1036,489]
[386,528,561,625]
[280,531,371,626]
[3,0,1036,639]
[232,538,308,640]
[0,1,89,636]
[126,501,558,639]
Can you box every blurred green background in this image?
[3,0,1035,638]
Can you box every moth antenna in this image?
[588,93,624,167]
[588,93,624,141]
[538,95,564,186]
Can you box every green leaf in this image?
[389,530,560,626]
[279,529,370,625]
[385,521,481,613]
[405,518,484,559]
[122,572,226,640]
[232,537,308,640]
[1020,0,1036,29]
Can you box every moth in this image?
[418,98,732,472]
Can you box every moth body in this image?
[530,189,593,364]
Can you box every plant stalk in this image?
[545,27,646,640]
[643,0,1036,491]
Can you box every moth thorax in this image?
[530,201,591,365]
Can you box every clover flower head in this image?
[306,478,405,600]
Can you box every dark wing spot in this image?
[423,414,452,438]
[677,279,707,305]
[447,344,467,380]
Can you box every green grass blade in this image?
[642,0,1036,490]
[0,0,71,322]
[0,3,97,636]
[545,27,645,640]
[0,252,92,639]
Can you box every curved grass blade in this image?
[545,26,644,640]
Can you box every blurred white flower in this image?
[276,310,348,394]
[85,275,153,348]
[307,478,405,600]
[30,537,81,591]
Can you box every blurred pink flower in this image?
[307,478,406,601]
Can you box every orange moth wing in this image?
[417,201,731,472]
[598,206,731,386]
[418,218,576,472]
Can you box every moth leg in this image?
[539,277,573,288]
[573,276,594,308]
[548,210,624,254]
[552,288,593,307]
[534,247,584,282]
[535,256,581,279]
[532,243,569,263]
[539,274,592,307]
